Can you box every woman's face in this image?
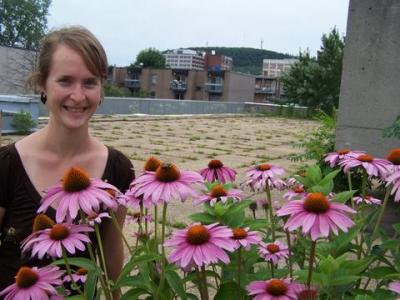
[43,44,102,130]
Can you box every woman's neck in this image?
[39,122,93,158]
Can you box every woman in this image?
[0,26,134,299]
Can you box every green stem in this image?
[196,267,206,300]
[347,171,355,209]
[62,247,84,296]
[211,265,220,289]
[94,223,112,296]
[156,203,168,298]
[79,211,111,300]
[307,240,317,289]
[371,185,392,242]
[144,207,149,236]
[237,247,242,300]
[270,261,275,278]
[265,183,275,241]
[154,205,158,249]
[109,209,133,256]
[285,229,293,279]
[201,265,209,300]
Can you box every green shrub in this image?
[11,110,36,134]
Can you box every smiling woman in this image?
[0,26,134,300]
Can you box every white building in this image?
[164,49,205,70]
[262,58,298,78]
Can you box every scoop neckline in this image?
[9,142,113,205]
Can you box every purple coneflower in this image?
[324,149,365,168]
[126,210,153,223]
[87,212,110,225]
[386,149,400,202]
[164,223,235,268]
[247,278,297,300]
[258,241,289,265]
[277,192,355,241]
[231,227,261,251]
[125,156,163,209]
[339,153,391,179]
[0,265,64,300]
[63,268,88,284]
[388,281,400,294]
[283,185,307,201]
[199,159,237,183]
[38,166,120,223]
[21,223,93,259]
[129,163,203,205]
[245,163,286,191]
[353,195,381,205]
[194,183,243,206]
[294,284,319,300]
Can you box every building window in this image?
[151,74,157,85]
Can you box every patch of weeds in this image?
[113,126,121,130]
[198,144,207,148]
[206,152,219,159]
[150,139,164,145]
[152,150,161,155]
[182,156,198,161]
[205,136,215,140]
[197,151,205,155]
[256,155,272,161]
[255,137,263,141]
[189,136,201,141]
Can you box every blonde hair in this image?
[27,26,108,92]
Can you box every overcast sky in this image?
[47,0,350,67]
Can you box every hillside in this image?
[189,47,294,75]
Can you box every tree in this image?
[0,0,51,50]
[281,28,345,115]
[134,48,166,68]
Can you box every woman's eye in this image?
[57,78,71,85]
[84,80,98,88]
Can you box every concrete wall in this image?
[336,0,400,157]
[0,46,37,94]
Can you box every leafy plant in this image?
[383,115,400,139]
[11,109,36,134]
[289,110,336,163]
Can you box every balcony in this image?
[124,79,140,89]
[255,87,275,94]
[170,80,187,92]
[205,83,224,94]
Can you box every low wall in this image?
[1,95,308,133]
[38,97,308,117]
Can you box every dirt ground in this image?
[0,114,319,248]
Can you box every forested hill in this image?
[189,47,294,75]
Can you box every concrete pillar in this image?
[336,0,400,157]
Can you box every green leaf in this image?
[114,275,151,290]
[189,212,217,224]
[332,190,357,203]
[366,266,398,279]
[165,270,188,300]
[222,209,245,227]
[226,199,252,215]
[214,282,243,300]
[52,257,100,273]
[319,255,339,274]
[121,288,149,300]
[340,258,372,276]
[354,295,375,300]
[309,182,334,195]
[243,218,268,231]
[115,253,160,285]
[307,165,323,186]
[85,270,98,300]
[318,169,341,185]
[328,275,359,285]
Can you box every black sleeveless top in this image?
[0,143,134,292]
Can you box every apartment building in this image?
[262,58,297,78]
[164,49,205,70]
[124,67,255,102]
[205,52,233,71]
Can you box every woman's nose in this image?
[70,84,86,102]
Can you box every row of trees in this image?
[281,28,345,115]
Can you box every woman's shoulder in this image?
[0,143,15,163]
[105,146,135,192]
